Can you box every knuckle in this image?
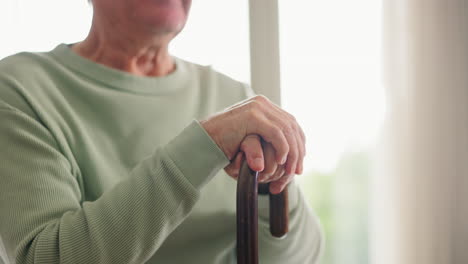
[289,148,299,159]
[270,128,289,151]
[283,124,295,137]
[254,94,269,103]
[291,115,297,122]
[274,129,288,147]
[301,128,306,141]
[244,100,261,113]
[293,123,303,137]
[286,112,296,122]
[299,147,305,157]
[298,141,305,153]
[271,125,282,136]
[292,121,300,132]
[245,101,256,112]
[247,107,262,120]
[251,99,262,108]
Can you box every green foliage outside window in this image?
[301,151,370,264]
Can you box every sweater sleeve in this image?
[0,105,229,264]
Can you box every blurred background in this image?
[2,1,467,263]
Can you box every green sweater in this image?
[0,44,323,264]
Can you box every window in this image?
[278,1,385,263]
[0,0,250,85]
[0,0,92,59]
[170,0,250,84]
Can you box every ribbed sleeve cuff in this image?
[165,120,230,189]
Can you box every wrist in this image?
[199,118,234,160]
[165,120,230,188]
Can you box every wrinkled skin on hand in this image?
[200,95,306,194]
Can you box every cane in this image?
[236,159,289,264]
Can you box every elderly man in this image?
[0,0,323,263]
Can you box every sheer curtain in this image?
[373,1,468,263]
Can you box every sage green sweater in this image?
[0,44,323,264]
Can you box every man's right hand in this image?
[200,95,306,194]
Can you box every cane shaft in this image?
[237,160,290,264]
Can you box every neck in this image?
[72,19,176,77]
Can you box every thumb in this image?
[240,134,264,172]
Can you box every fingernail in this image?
[281,156,287,165]
[254,158,264,171]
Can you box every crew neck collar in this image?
[50,43,189,95]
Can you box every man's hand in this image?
[200,95,306,194]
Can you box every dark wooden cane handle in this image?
[258,183,289,237]
[237,160,289,264]
[269,187,289,237]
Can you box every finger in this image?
[224,151,244,179]
[250,118,289,164]
[283,124,298,176]
[240,134,264,172]
[295,124,305,175]
[298,124,307,155]
[269,174,294,194]
[258,142,277,182]
[256,98,306,163]
[296,158,304,175]
[257,109,299,175]
[268,165,285,183]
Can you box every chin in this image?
[136,0,190,35]
[150,13,186,34]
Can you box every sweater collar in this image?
[50,43,190,95]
